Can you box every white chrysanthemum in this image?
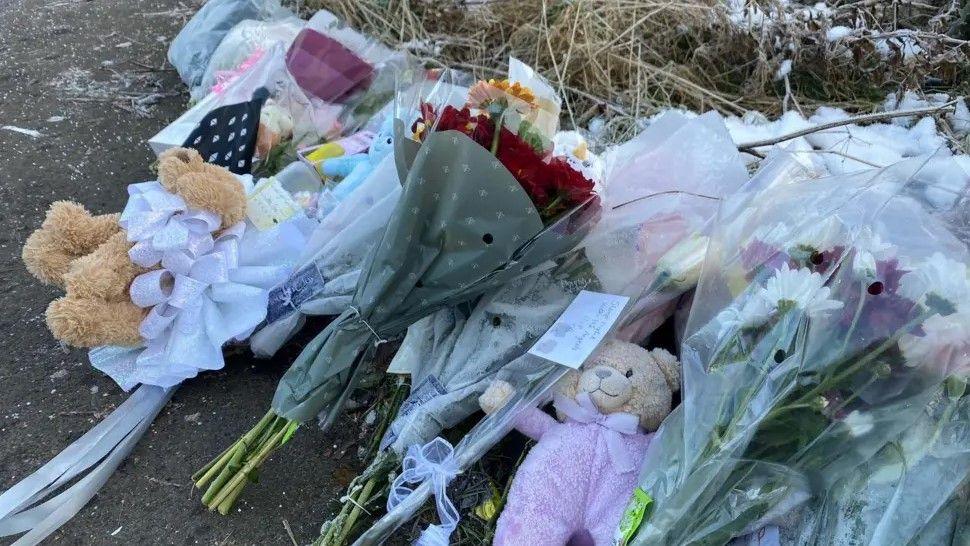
[843,410,874,437]
[899,311,970,378]
[851,228,894,278]
[899,252,970,314]
[760,263,845,317]
[715,296,774,339]
[715,264,843,338]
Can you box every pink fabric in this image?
[211,49,265,95]
[494,406,653,546]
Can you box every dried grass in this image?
[304,0,969,141]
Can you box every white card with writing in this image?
[528,290,630,369]
[247,177,300,231]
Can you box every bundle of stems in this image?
[192,411,299,514]
[316,376,410,545]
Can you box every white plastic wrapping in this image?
[194,18,306,101]
[167,0,292,88]
[630,156,970,546]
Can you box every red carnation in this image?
[416,102,595,221]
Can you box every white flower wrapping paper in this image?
[90,177,313,390]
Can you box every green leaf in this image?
[517,120,547,154]
[280,421,300,446]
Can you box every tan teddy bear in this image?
[21,147,247,348]
[478,340,680,546]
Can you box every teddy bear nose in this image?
[595,369,611,379]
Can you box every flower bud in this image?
[656,234,710,290]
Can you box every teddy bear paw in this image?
[479,380,514,414]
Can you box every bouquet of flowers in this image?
[629,157,970,546]
[248,76,476,357]
[194,62,602,512]
[347,111,751,545]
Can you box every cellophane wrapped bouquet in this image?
[630,157,970,546]
[193,61,603,512]
[346,113,757,545]
[311,110,748,544]
[248,74,474,357]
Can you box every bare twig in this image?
[737,101,959,150]
[144,476,184,487]
[282,518,299,546]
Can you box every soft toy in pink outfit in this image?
[479,341,681,546]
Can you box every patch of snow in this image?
[950,99,970,137]
[826,26,852,42]
[874,33,923,62]
[775,60,793,81]
[723,102,951,174]
[883,91,951,127]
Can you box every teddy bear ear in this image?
[649,347,682,393]
[157,147,203,188]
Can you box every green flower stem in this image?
[826,374,878,417]
[489,109,507,155]
[201,439,247,506]
[200,416,298,513]
[215,479,248,515]
[788,310,931,410]
[840,281,868,354]
[708,314,799,458]
[193,410,275,489]
[364,380,409,459]
[926,395,961,452]
[336,475,380,545]
[318,491,355,545]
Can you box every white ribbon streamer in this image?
[0,386,173,545]
[0,179,311,544]
[387,437,460,546]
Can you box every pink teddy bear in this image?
[479,341,681,546]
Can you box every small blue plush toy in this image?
[320,116,395,205]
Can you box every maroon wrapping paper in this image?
[285,28,374,103]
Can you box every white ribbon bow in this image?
[387,437,460,546]
[120,182,222,268]
[554,392,641,473]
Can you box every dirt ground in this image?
[0,1,359,544]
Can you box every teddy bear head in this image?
[556,340,680,431]
[366,116,396,161]
[156,147,248,227]
[22,147,248,349]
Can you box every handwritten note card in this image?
[247,177,300,231]
[528,290,630,369]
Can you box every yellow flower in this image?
[468,79,538,110]
[412,121,427,141]
[474,483,503,521]
[488,79,537,105]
